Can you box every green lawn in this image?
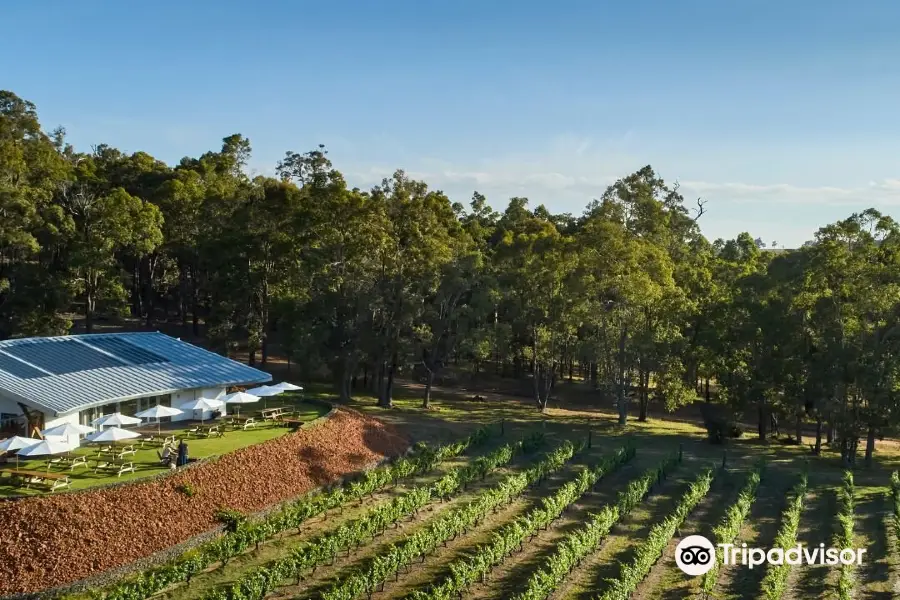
[0,397,329,496]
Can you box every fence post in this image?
[588,429,593,449]
[678,443,683,462]
[500,419,505,436]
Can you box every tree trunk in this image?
[144,255,155,328]
[379,353,397,408]
[826,418,835,445]
[757,404,767,441]
[590,362,598,388]
[616,326,627,425]
[85,287,95,334]
[704,377,711,403]
[814,414,822,455]
[423,369,434,409]
[638,370,649,422]
[190,262,200,337]
[865,424,876,467]
[131,262,141,318]
[179,266,188,333]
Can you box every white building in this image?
[0,332,271,436]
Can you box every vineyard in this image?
[51,408,900,600]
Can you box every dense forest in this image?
[2,90,898,466]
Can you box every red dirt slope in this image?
[0,408,408,596]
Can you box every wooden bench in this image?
[94,461,135,477]
[280,418,305,431]
[228,417,256,430]
[199,425,223,438]
[261,407,289,421]
[1,468,71,491]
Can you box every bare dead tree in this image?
[692,197,707,221]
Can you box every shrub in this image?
[214,508,247,533]
[176,483,196,497]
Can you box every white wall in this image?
[171,389,196,422]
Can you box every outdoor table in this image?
[0,468,71,491]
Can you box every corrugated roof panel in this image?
[82,336,170,365]
[4,339,126,374]
[0,333,272,416]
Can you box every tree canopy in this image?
[2,89,896,466]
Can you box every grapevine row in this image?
[409,443,637,600]
[758,471,809,600]
[699,462,765,598]
[597,467,715,600]
[320,440,584,600]
[836,471,856,600]
[96,425,496,600]
[205,432,545,600]
[512,450,683,600]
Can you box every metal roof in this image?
[0,333,272,416]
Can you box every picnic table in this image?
[261,407,289,421]
[226,416,257,430]
[0,468,71,491]
[280,417,306,430]
[95,445,136,460]
[93,460,135,478]
[198,425,223,438]
[47,455,88,471]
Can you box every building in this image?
[0,332,271,437]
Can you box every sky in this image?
[4,1,900,247]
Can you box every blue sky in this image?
[4,1,900,246]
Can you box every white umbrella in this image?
[0,436,40,452]
[92,412,142,428]
[272,382,303,392]
[0,436,40,470]
[245,385,282,396]
[135,405,184,435]
[86,426,141,444]
[41,423,95,437]
[17,438,72,472]
[178,398,217,423]
[223,392,259,416]
[41,423,95,450]
[204,398,225,409]
[244,385,282,410]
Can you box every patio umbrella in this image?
[222,392,259,416]
[41,422,95,450]
[0,436,40,470]
[177,397,217,423]
[272,382,303,392]
[134,405,184,435]
[41,423,95,437]
[86,426,141,444]
[92,412,142,428]
[16,438,72,472]
[244,385,282,409]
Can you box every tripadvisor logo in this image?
[675,535,866,576]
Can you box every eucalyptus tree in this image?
[368,170,460,407]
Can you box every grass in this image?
[0,396,328,496]
[28,379,900,600]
